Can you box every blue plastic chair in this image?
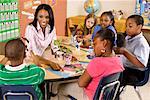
[0,85,38,100]
[93,72,121,100]
[119,54,150,100]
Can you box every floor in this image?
[50,74,150,100]
[120,76,150,100]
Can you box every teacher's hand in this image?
[47,62,63,71]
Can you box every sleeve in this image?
[92,25,102,40]
[24,25,33,52]
[134,40,150,67]
[87,58,105,77]
[0,64,4,70]
[50,27,60,53]
[107,25,116,34]
[38,67,45,84]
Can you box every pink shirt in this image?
[25,22,59,56]
[85,57,124,100]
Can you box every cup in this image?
[65,54,72,65]
[56,51,64,61]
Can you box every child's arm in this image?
[30,51,63,71]
[78,70,92,87]
[0,57,8,65]
[119,47,145,68]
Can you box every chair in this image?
[93,72,121,100]
[0,85,38,100]
[119,54,150,100]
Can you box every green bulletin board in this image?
[0,0,20,42]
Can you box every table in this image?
[0,36,91,100]
[42,37,90,99]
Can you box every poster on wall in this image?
[21,0,57,20]
[135,0,150,26]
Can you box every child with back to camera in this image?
[116,15,150,86]
[0,39,45,100]
[78,29,124,100]
[92,11,117,43]
[75,13,97,47]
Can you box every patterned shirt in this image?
[0,64,45,100]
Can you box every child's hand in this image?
[76,30,83,36]
[113,47,126,54]
[84,34,91,40]
[76,35,83,43]
[82,39,91,48]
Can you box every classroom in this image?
[0,0,150,100]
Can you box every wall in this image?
[67,0,136,18]
[19,0,66,36]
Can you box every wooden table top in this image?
[0,37,90,81]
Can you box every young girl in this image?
[75,14,97,47]
[92,11,116,42]
[78,29,124,100]
[25,4,59,56]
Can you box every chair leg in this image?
[134,86,142,100]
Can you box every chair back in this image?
[135,54,150,86]
[0,85,38,100]
[93,72,121,100]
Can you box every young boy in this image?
[0,39,45,100]
[118,15,150,84]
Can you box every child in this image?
[25,4,59,56]
[78,29,124,100]
[75,13,97,47]
[0,39,45,100]
[116,15,150,85]
[92,11,117,43]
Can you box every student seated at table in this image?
[92,11,117,42]
[78,29,124,100]
[74,13,97,47]
[115,15,150,85]
[0,39,45,100]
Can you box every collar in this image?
[126,32,143,41]
[5,64,26,71]
[37,21,50,32]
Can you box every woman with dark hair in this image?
[25,4,58,56]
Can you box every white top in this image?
[25,22,59,56]
[122,32,150,70]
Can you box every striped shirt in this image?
[0,64,45,100]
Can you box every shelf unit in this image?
[0,0,19,42]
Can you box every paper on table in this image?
[47,68,71,78]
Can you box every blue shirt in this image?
[91,25,116,40]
